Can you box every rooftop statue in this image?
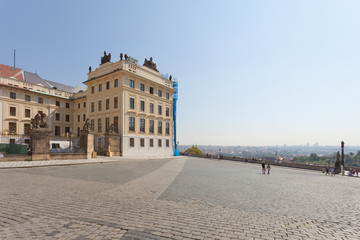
[143,57,159,72]
[101,51,111,64]
[120,53,123,60]
[89,66,92,72]
[31,113,48,129]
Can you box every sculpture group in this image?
[31,112,48,129]
[143,57,158,72]
[101,51,111,64]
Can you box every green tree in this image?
[184,146,203,155]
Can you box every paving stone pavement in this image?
[0,157,359,239]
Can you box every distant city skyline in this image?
[1,0,360,146]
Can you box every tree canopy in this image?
[184,146,203,155]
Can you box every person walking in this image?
[267,164,271,174]
[262,161,266,174]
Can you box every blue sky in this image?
[1,0,360,146]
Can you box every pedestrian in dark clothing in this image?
[262,161,266,174]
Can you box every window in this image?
[106,99,110,110]
[25,95,31,101]
[91,102,95,112]
[83,114,86,121]
[158,139,162,147]
[140,100,145,111]
[78,103,80,108]
[10,107,16,116]
[149,120,154,133]
[24,124,31,135]
[55,126,60,136]
[66,114,70,122]
[129,117,135,131]
[158,105,162,115]
[98,118,102,132]
[150,103,154,113]
[98,84,102,92]
[140,83,145,91]
[38,97,43,104]
[140,118,145,132]
[130,138,134,147]
[130,98,135,109]
[140,138,145,147]
[130,80,135,88]
[10,92,16,99]
[91,119,95,131]
[158,121,162,134]
[158,90,162,97]
[166,107,169,117]
[24,139,30,144]
[105,118,110,131]
[106,81,110,90]
[77,115,80,122]
[9,122,16,134]
[114,79,118,87]
[55,101,60,107]
[91,86,95,94]
[114,97,118,109]
[83,102,86,108]
[66,103,70,108]
[55,113,60,121]
[166,139,169,147]
[65,127,70,135]
[77,127,80,136]
[150,87,154,94]
[25,109,31,118]
[114,116,118,131]
[166,92,169,99]
[150,139,154,147]
[98,100,102,111]
[166,122,170,135]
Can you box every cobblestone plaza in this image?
[1,157,359,239]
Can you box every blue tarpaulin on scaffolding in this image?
[173,81,178,156]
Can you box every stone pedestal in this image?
[105,133,121,157]
[30,128,51,161]
[80,130,95,159]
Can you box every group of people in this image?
[347,168,359,177]
[323,165,360,177]
[324,166,336,176]
[261,161,271,174]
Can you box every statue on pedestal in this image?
[143,57,159,72]
[101,51,111,64]
[341,141,345,167]
[82,118,92,132]
[335,151,341,173]
[31,113,48,129]
[106,123,119,134]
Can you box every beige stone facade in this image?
[0,55,176,157]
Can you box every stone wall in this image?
[49,153,87,160]
[189,155,358,172]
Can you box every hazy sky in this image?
[1,0,360,146]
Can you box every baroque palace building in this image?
[0,52,177,157]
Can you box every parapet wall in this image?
[188,154,356,172]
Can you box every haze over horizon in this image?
[1,0,360,146]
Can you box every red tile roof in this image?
[0,64,24,81]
